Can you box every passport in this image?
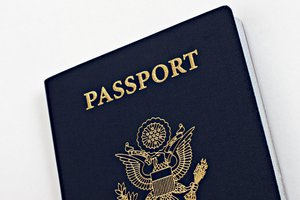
[45,6,286,200]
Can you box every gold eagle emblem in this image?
[115,117,208,200]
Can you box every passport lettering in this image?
[83,49,199,110]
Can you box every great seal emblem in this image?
[115,117,208,200]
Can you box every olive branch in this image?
[115,183,138,200]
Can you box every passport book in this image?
[45,6,286,200]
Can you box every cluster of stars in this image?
[142,123,166,149]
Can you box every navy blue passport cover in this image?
[45,6,281,200]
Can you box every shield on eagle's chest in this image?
[150,167,176,197]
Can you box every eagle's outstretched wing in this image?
[171,127,194,181]
[115,154,152,191]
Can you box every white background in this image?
[0,1,299,199]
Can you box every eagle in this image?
[116,126,195,200]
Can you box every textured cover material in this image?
[45,6,281,200]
